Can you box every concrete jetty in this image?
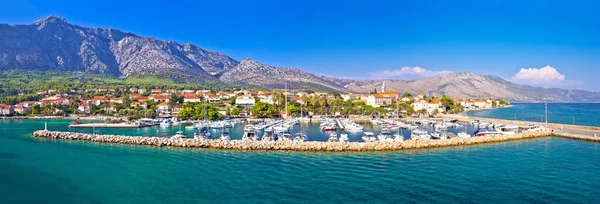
[32,130,558,152]
[335,119,345,130]
[68,123,145,128]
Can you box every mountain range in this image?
[1,16,599,102]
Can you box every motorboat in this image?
[220,131,231,141]
[171,131,186,139]
[362,132,377,142]
[339,133,349,142]
[293,133,307,142]
[194,131,211,140]
[279,131,293,142]
[242,125,258,141]
[261,128,275,141]
[430,132,448,140]
[185,125,196,130]
[475,130,504,137]
[411,129,431,140]
[457,132,471,138]
[328,132,339,142]
[377,128,394,142]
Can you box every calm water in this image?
[467,103,600,127]
[2,119,600,203]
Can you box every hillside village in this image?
[0,82,509,119]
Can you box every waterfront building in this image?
[13,105,29,115]
[367,94,392,107]
[236,95,256,108]
[157,102,171,113]
[78,104,90,113]
[183,94,201,103]
[1,104,14,115]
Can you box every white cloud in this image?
[369,67,452,79]
[512,66,566,85]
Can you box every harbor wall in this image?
[441,114,600,131]
[32,130,555,152]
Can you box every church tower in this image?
[381,81,386,93]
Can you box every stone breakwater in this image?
[32,130,555,152]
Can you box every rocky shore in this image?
[32,130,553,152]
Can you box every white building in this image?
[235,95,256,108]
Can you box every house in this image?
[41,96,71,105]
[401,96,415,102]
[78,104,90,113]
[366,94,392,108]
[235,95,256,108]
[258,95,275,105]
[412,100,428,112]
[427,99,442,114]
[17,101,36,108]
[0,105,14,115]
[290,96,303,104]
[183,94,201,103]
[131,101,147,109]
[13,105,30,115]
[129,87,138,93]
[151,89,162,94]
[104,102,117,112]
[157,102,171,112]
[149,94,170,103]
[36,90,47,95]
[138,89,147,94]
[474,99,488,108]
[341,94,357,101]
[206,94,220,103]
[88,96,108,106]
[110,98,124,104]
[378,91,400,100]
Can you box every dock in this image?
[335,119,345,130]
[68,123,146,128]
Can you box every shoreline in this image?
[33,130,556,152]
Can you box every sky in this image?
[1,0,599,91]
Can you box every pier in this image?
[68,123,147,128]
[335,119,345,130]
[32,130,555,152]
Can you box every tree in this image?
[287,103,300,116]
[31,104,41,115]
[440,95,455,112]
[231,107,240,116]
[251,102,276,118]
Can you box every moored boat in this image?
[362,132,377,142]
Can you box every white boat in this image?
[362,132,377,142]
[328,132,339,142]
[393,133,404,141]
[171,131,186,139]
[377,128,394,142]
[457,132,471,138]
[476,131,504,137]
[194,131,211,140]
[220,132,231,141]
[293,133,307,142]
[411,129,431,140]
[279,132,293,142]
[242,125,258,141]
[339,133,349,142]
[185,125,196,130]
[261,128,275,141]
[430,132,448,140]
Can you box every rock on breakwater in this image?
[31,130,555,152]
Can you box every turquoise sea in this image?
[467,103,600,127]
[2,119,600,203]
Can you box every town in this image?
[0,83,510,120]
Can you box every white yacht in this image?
[242,125,258,141]
[377,128,394,142]
[411,129,431,140]
[328,132,339,142]
[293,133,307,142]
[430,132,448,140]
[261,128,275,141]
[220,131,231,141]
[362,132,377,142]
[171,131,186,139]
[339,133,349,142]
[457,132,471,138]
[279,132,293,142]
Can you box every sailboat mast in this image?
[285,82,288,118]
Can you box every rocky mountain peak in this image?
[34,15,67,25]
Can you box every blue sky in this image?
[1,0,599,91]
